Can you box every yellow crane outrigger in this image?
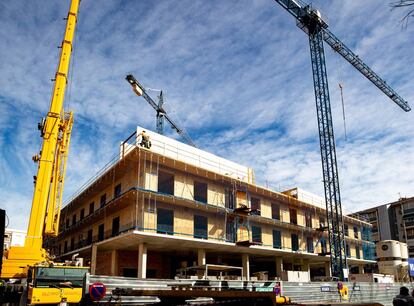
[1,0,80,279]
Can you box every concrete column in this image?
[110,250,118,276]
[242,254,250,280]
[91,244,97,275]
[198,249,206,266]
[197,249,206,279]
[138,243,147,279]
[301,259,310,272]
[324,261,331,277]
[275,257,283,278]
[301,259,310,282]
[359,264,365,274]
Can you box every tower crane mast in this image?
[157,91,165,134]
[126,74,197,147]
[274,0,410,280]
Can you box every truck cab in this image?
[27,266,89,305]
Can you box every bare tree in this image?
[391,0,414,27]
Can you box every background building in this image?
[352,197,414,257]
[3,228,26,250]
[46,127,375,281]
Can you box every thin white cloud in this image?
[0,0,412,230]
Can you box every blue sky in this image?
[0,0,413,230]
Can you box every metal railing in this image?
[123,130,251,181]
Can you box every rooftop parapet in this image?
[121,126,255,184]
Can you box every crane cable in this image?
[165,97,193,140]
[331,46,348,142]
[145,87,162,92]
[338,83,347,141]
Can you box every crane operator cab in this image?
[138,130,151,149]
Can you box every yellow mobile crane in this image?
[0,0,88,304]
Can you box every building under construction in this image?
[47,127,375,281]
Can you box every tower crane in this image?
[274,0,411,280]
[126,74,197,147]
[156,90,165,135]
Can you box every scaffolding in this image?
[50,129,375,263]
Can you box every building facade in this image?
[3,228,26,250]
[352,197,414,257]
[47,128,375,280]
[400,197,414,256]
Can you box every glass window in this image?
[362,226,371,240]
[305,211,312,228]
[307,237,314,253]
[291,233,299,251]
[273,230,281,249]
[225,188,235,210]
[290,209,297,225]
[194,181,208,203]
[250,198,261,216]
[112,217,120,237]
[407,228,414,239]
[114,183,121,198]
[72,214,76,225]
[321,239,327,254]
[356,245,360,259]
[346,244,350,257]
[344,224,349,236]
[271,203,280,220]
[362,243,376,260]
[98,224,104,241]
[226,218,236,242]
[87,229,93,244]
[251,226,262,243]
[354,226,359,239]
[158,171,174,195]
[194,215,208,239]
[89,202,94,215]
[80,208,85,220]
[100,194,106,207]
[34,267,88,288]
[157,208,174,235]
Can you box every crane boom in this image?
[274,0,410,280]
[1,0,79,279]
[125,74,197,147]
[275,0,410,112]
[322,29,411,112]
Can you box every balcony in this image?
[403,209,414,219]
